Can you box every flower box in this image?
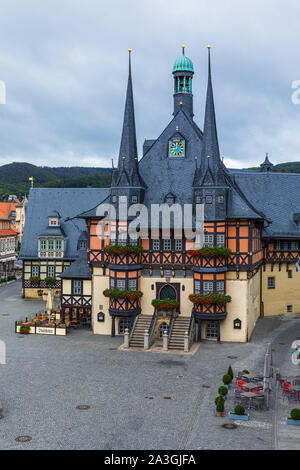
[103,288,143,301]
[189,292,232,306]
[188,246,232,258]
[103,244,143,256]
[286,418,300,425]
[228,412,249,421]
[152,299,179,310]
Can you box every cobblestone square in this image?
[1,281,300,450]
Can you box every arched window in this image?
[159,285,176,300]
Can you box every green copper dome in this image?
[173,51,194,73]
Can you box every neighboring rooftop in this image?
[19,188,109,259]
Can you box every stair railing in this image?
[167,313,175,347]
[187,314,196,350]
[148,310,157,347]
[128,314,139,345]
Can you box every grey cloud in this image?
[0,0,299,168]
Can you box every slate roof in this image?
[230,171,300,238]
[19,188,109,259]
[59,248,91,280]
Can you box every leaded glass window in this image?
[153,239,160,251]
[116,279,126,290]
[73,280,82,295]
[203,281,213,292]
[206,322,218,339]
[163,239,171,251]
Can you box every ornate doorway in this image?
[159,284,177,300]
[156,282,180,312]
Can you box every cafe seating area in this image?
[234,371,266,410]
[15,307,91,335]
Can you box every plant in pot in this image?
[218,386,228,400]
[19,323,31,334]
[287,408,300,425]
[228,404,249,421]
[227,365,234,383]
[242,369,250,374]
[215,396,225,417]
[222,374,232,388]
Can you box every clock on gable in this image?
[168,137,185,158]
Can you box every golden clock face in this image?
[169,139,185,157]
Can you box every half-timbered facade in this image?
[20,45,300,344]
[0,217,18,277]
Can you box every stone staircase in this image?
[168,316,191,350]
[129,315,153,348]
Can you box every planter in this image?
[214,408,225,417]
[286,418,300,426]
[228,412,249,421]
[188,246,232,257]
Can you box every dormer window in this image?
[165,193,175,205]
[79,240,87,250]
[38,237,64,258]
[49,217,60,227]
[195,196,201,204]
[132,195,138,203]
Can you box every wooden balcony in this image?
[266,250,299,263]
[108,297,141,316]
[192,303,227,321]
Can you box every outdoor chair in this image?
[282,382,293,396]
[286,390,298,403]
[237,380,249,391]
[252,396,265,410]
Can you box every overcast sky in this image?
[0,0,299,169]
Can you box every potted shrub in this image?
[242,369,250,374]
[215,396,225,417]
[218,386,228,400]
[222,374,232,388]
[19,323,31,335]
[286,408,300,425]
[228,405,249,421]
[227,365,234,383]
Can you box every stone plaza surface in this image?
[0,280,299,450]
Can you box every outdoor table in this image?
[291,384,300,402]
[241,382,263,391]
[242,373,263,382]
[242,373,256,379]
[240,391,257,409]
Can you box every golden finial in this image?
[207,45,211,49]
[179,101,183,105]
[128,48,132,53]
[207,155,211,158]
[182,44,185,53]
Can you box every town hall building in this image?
[19,46,300,348]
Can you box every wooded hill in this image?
[0,162,112,199]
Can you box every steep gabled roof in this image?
[19,188,109,259]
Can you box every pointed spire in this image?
[260,152,274,172]
[117,49,138,175]
[198,46,223,185]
